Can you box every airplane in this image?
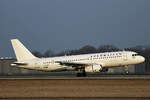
[10,39,145,77]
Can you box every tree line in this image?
[32,45,120,57]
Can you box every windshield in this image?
[132,54,138,57]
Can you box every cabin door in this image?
[123,52,128,61]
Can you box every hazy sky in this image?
[0,0,150,57]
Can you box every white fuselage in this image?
[15,51,145,72]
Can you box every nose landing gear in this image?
[125,66,129,74]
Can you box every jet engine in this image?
[85,64,102,72]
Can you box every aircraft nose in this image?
[140,56,145,62]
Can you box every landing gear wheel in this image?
[76,72,87,77]
[77,73,81,77]
[76,69,87,77]
[82,70,87,77]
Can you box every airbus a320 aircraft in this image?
[10,39,145,76]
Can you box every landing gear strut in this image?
[125,66,129,74]
[76,67,87,77]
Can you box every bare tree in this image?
[32,51,43,58]
[44,50,55,57]
[98,45,120,52]
[78,45,97,54]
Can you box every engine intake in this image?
[85,64,102,72]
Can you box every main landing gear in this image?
[76,67,87,77]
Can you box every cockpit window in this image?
[132,54,138,56]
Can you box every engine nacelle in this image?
[85,64,102,72]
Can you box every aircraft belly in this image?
[100,59,125,67]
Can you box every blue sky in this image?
[0,0,150,57]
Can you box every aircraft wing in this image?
[55,61,91,67]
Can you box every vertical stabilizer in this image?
[11,39,37,61]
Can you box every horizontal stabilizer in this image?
[11,62,28,66]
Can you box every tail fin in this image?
[11,39,37,61]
